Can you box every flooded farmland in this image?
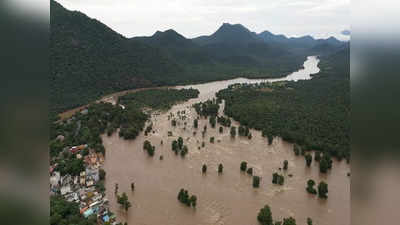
[102,56,350,225]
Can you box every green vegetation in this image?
[119,88,199,111]
[193,99,220,118]
[293,144,301,156]
[272,173,284,185]
[177,189,197,208]
[117,192,132,211]
[209,116,216,128]
[219,126,223,133]
[202,164,207,173]
[210,137,215,143]
[305,154,313,167]
[306,179,317,194]
[218,163,224,173]
[253,176,261,188]
[171,137,188,157]
[240,161,247,171]
[217,116,231,127]
[51,196,97,225]
[143,140,156,157]
[230,126,237,138]
[257,204,299,225]
[99,168,106,180]
[319,153,333,173]
[217,49,350,161]
[194,119,198,128]
[247,167,253,175]
[282,217,296,225]
[307,218,313,225]
[238,125,250,137]
[283,160,288,170]
[257,205,273,225]
[318,181,328,198]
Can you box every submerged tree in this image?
[202,164,207,173]
[209,116,216,128]
[210,137,215,143]
[218,163,223,173]
[240,161,247,171]
[283,160,288,170]
[230,126,236,138]
[117,192,131,211]
[247,167,253,175]
[305,154,312,167]
[318,181,328,198]
[257,204,273,225]
[253,176,261,188]
[282,217,296,225]
[306,179,317,194]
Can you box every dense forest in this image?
[50,0,345,116]
[217,47,350,161]
[50,196,97,225]
[118,88,199,111]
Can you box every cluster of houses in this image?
[50,144,116,224]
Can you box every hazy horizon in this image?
[56,0,350,41]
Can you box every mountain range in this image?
[50,0,348,114]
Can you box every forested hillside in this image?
[50,0,182,113]
[217,47,350,161]
[51,0,345,115]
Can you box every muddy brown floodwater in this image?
[102,56,350,225]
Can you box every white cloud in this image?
[56,0,349,39]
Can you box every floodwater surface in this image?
[102,56,350,225]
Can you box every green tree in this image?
[210,137,215,143]
[202,164,207,173]
[172,140,179,154]
[219,126,223,133]
[99,168,106,180]
[218,163,223,173]
[253,176,261,188]
[283,160,288,170]
[319,156,330,173]
[230,126,236,137]
[314,151,321,162]
[293,144,300,156]
[117,192,131,211]
[178,137,184,149]
[307,217,313,225]
[257,204,273,225]
[240,161,247,171]
[209,116,216,128]
[305,154,312,167]
[306,179,317,194]
[247,167,253,175]
[180,145,188,157]
[282,217,296,225]
[194,119,198,128]
[318,181,328,198]
[189,195,197,208]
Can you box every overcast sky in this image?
[56,0,350,40]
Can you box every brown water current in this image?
[102,56,350,225]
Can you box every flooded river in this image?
[102,56,350,225]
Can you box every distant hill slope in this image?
[258,30,345,55]
[50,0,181,113]
[51,0,346,115]
[134,23,307,75]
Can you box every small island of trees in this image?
[177,189,197,208]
